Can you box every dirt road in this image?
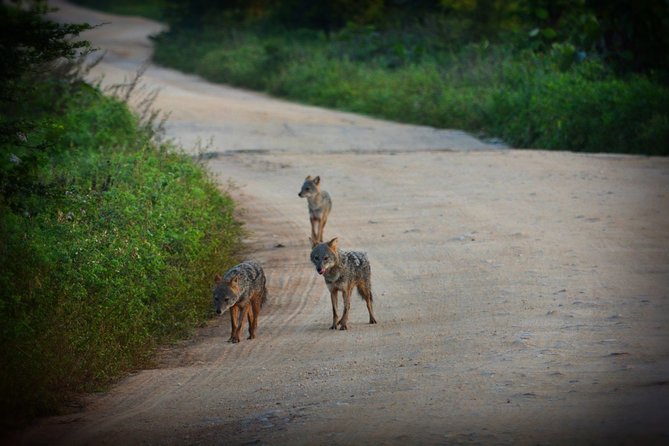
[17,2,669,444]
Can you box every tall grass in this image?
[151,28,669,155]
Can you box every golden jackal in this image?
[310,237,377,330]
[213,260,268,343]
[298,175,332,244]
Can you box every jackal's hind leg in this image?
[358,281,377,324]
[246,304,255,340]
[248,295,262,339]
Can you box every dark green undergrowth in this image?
[151,28,668,155]
[1,2,241,429]
[1,86,242,426]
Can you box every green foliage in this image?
[137,0,669,155]
[484,57,669,153]
[0,2,242,428]
[152,26,669,155]
[0,1,92,88]
[1,106,242,424]
[271,0,385,30]
[1,1,93,204]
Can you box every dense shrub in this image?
[152,28,669,155]
[0,85,242,429]
[0,2,242,428]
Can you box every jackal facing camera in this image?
[310,237,377,330]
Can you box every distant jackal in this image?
[298,175,332,244]
[310,237,377,330]
[213,260,268,343]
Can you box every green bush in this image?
[152,27,668,155]
[0,2,242,428]
[1,85,242,426]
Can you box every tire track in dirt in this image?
[151,182,326,375]
[200,191,325,372]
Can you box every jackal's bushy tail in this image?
[357,277,373,302]
[260,274,268,307]
[357,274,377,324]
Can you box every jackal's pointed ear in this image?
[214,274,222,284]
[327,237,338,251]
[313,176,321,185]
[227,274,240,291]
[305,175,312,181]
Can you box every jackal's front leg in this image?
[316,219,326,244]
[329,289,339,329]
[233,304,250,343]
[337,289,352,330]
[317,211,329,244]
[228,306,240,343]
[310,217,320,243]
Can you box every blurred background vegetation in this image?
[74,0,669,154]
[1,1,241,429]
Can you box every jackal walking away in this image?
[298,175,332,244]
[310,237,377,330]
[213,260,268,343]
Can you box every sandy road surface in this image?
[15,2,669,444]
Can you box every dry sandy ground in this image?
[14,2,669,445]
